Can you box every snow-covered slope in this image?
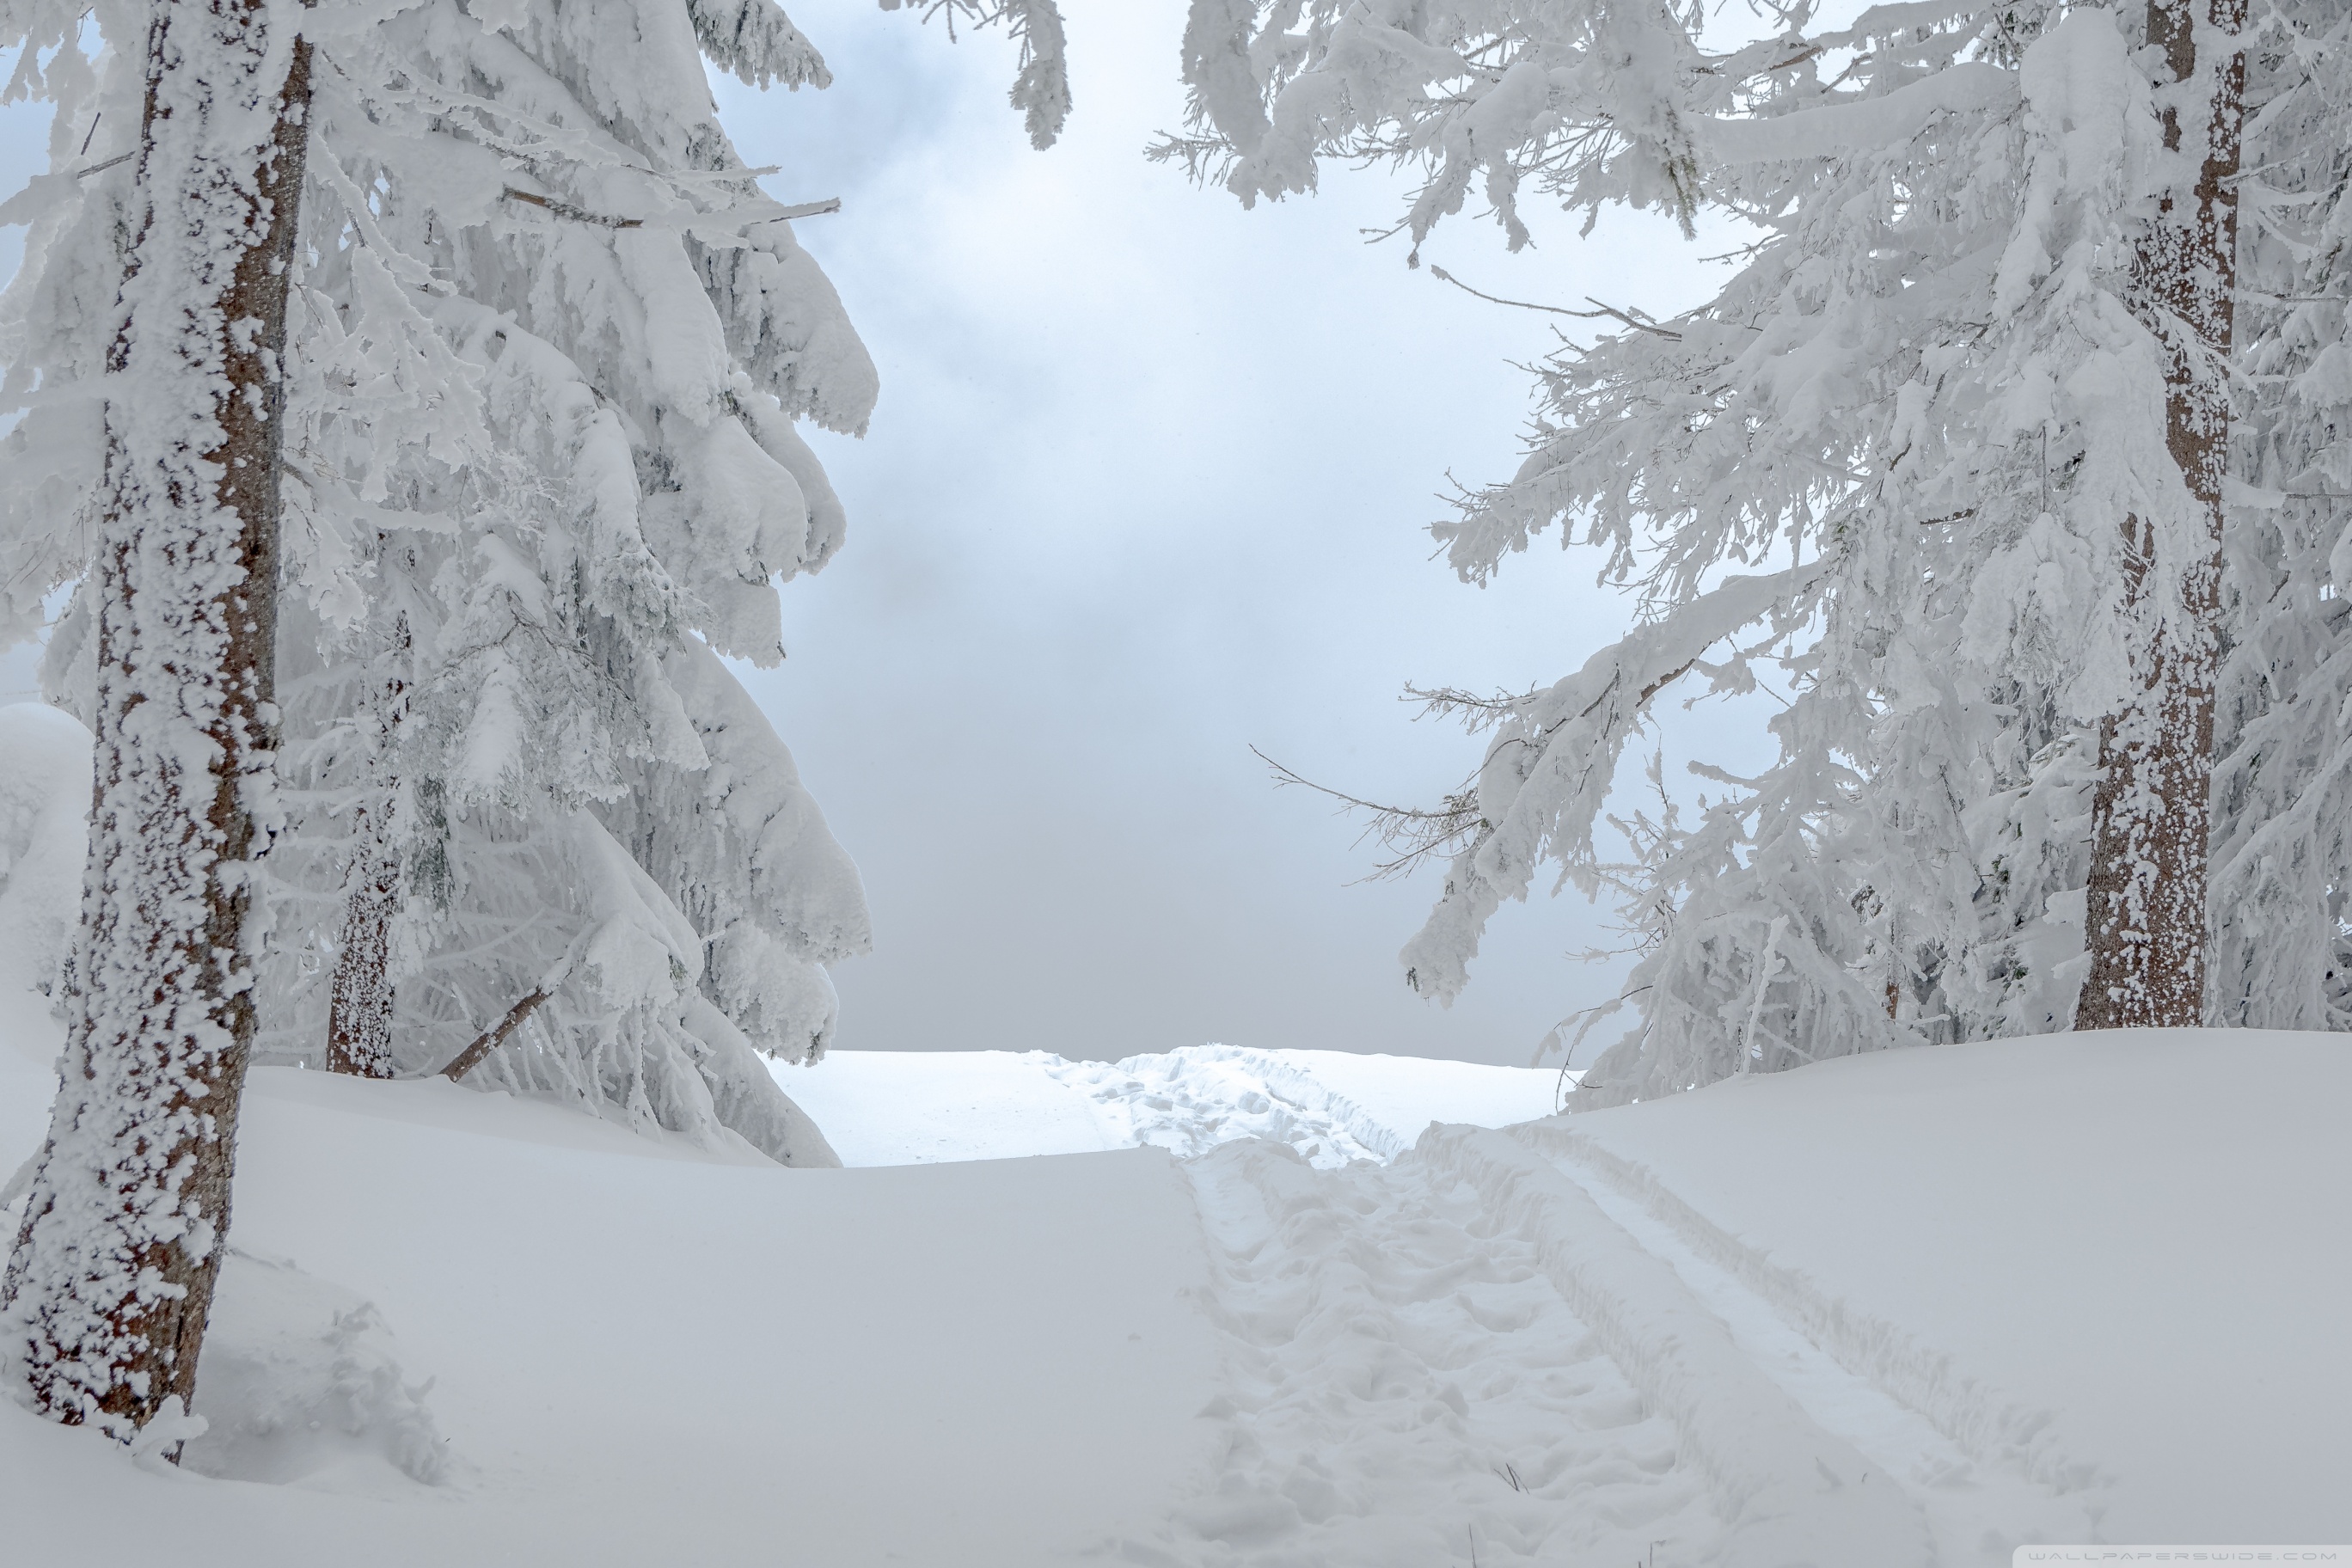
[1537,1030,2352,1547]
[4,950,2345,1556]
[0,1016,1220,1565]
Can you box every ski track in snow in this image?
[1113,1097,2114,1565]
[1123,1136,1712,1568]
[1514,1122,2111,1559]
[0,1029,2207,1558]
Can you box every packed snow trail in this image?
[1124,1128,1939,1567]
[1135,1136,1707,1567]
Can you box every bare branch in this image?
[501,187,643,230]
[1403,681,1538,731]
[438,988,552,1081]
[1429,266,1685,340]
[1430,264,1607,321]
[1253,745,1485,881]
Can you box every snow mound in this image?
[181,1248,456,1494]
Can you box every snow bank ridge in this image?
[1511,1120,2104,1498]
[180,1249,456,1492]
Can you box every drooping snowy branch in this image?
[882,0,1072,149]
[1402,565,1826,1004]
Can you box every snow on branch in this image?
[886,0,1072,149]
[688,0,833,90]
[1401,564,1827,1003]
[1700,61,2018,167]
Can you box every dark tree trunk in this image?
[2,3,311,1449]
[2075,0,2245,1032]
[327,613,409,1079]
[325,836,401,1076]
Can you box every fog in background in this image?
[1,1,1760,1067]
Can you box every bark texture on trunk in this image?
[2075,0,2245,1032]
[1,3,310,1447]
[326,613,409,1078]
[324,835,400,1076]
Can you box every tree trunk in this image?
[325,833,401,1077]
[0,3,311,1449]
[2074,0,2245,1032]
[326,612,410,1078]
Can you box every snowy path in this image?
[1125,1126,1959,1567]
[1083,1032,2352,1558]
[1129,1136,1710,1567]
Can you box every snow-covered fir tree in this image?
[1169,0,2351,1100]
[3,0,1073,1329]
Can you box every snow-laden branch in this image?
[1402,563,1828,1002]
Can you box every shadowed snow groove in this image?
[1130,1130,1936,1566]
[1523,1128,2116,1560]
[1515,1123,2099,1486]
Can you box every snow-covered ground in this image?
[3,1006,2347,1561]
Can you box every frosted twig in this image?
[1429,265,1686,340]
[502,187,643,230]
[70,151,134,180]
[1737,916,1788,1075]
[1252,745,1484,880]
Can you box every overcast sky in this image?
[1,2,1762,1067]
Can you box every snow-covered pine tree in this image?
[1170,1,2348,1099]
[0,0,309,1442]
[2205,5,2352,1030]
[236,0,887,1162]
[5,0,1070,1161]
